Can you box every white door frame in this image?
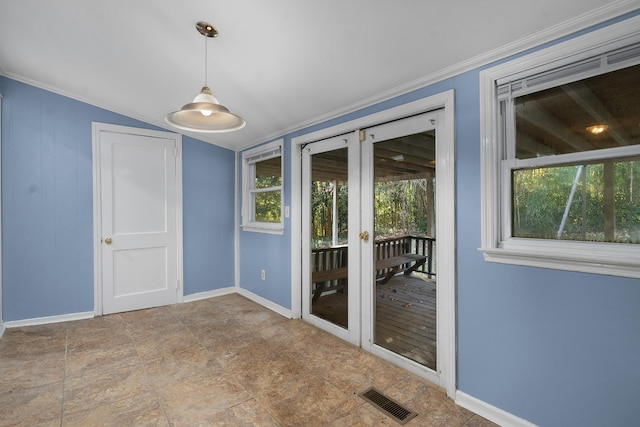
[92,122,184,316]
[0,92,3,333]
[291,90,456,398]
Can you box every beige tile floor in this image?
[0,294,496,426]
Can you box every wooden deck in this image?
[311,273,436,370]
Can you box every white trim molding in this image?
[237,288,292,319]
[234,150,241,292]
[182,287,236,303]
[4,311,94,328]
[479,14,640,278]
[457,391,539,427]
[237,1,639,151]
[0,91,3,333]
[184,288,292,319]
[240,139,285,235]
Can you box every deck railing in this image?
[311,244,348,275]
[374,235,436,278]
[311,235,436,281]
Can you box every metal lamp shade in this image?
[164,23,245,133]
[165,100,246,133]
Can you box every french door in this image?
[302,110,451,387]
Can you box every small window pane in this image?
[254,190,282,223]
[515,64,640,159]
[512,158,640,243]
[255,157,281,189]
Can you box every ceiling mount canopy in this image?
[195,21,218,37]
[165,21,245,133]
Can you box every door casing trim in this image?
[92,122,184,316]
[290,90,456,398]
[0,93,3,335]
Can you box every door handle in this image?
[359,231,370,241]
[104,237,113,244]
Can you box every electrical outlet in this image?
[261,269,266,280]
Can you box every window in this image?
[242,139,284,234]
[480,16,640,278]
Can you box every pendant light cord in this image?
[204,34,208,88]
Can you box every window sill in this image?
[241,223,284,235]
[479,238,640,279]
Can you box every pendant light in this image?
[165,21,245,133]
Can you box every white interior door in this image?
[94,124,181,315]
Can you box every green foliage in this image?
[255,190,281,222]
[253,157,282,223]
[374,179,433,238]
[310,177,434,248]
[311,181,348,247]
[512,160,640,243]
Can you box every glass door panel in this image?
[309,147,349,328]
[302,133,360,344]
[360,112,439,375]
[372,130,436,369]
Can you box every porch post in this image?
[332,180,338,245]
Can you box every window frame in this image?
[479,15,640,278]
[241,139,284,234]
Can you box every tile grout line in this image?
[59,326,68,427]
[172,307,266,420]
[122,314,174,426]
[171,304,289,426]
[2,296,494,426]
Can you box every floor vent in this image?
[359,387,418,424]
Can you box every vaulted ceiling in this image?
[0,0,629,151]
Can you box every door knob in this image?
[104,237,113,244]
[359,231,370,241]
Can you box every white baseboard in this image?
[183,287,236,303]
[1,288,290,329]
[4,311,94,328]
[456,391,538,427]
[183,287,292,320]
[237,288,292,319]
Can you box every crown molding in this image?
[237,0,639,151]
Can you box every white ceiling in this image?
[0,0,631,150]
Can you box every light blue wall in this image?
[182,140,235,294]
[0,77,235,321]
[237,139,292,309]
[453,67,640,426]
[237,12,640,427]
